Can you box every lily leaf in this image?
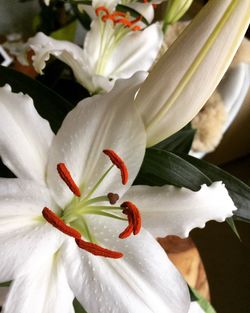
[189,286,217,313]
[73,299,87,313]
[0,65,73,133]
[135,149,211,190]
[0,282,11,287]
[154,124,196,154]
[180,154,250,223]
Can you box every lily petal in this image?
[93,0,120,11]
[0,178,62,281]
[2,253,74,313]
[62,222,190,313]
[122,182,237,238]
[28,33,95,93]
[47,73,147,208]
[134,0,250,146]
[0,85,54,182]
[125,3,155,24]
[188,302,206,313]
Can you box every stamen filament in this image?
[85,165,113,200]
[71,217,95,243]
[82,210,127,221]
[81,196,109,206]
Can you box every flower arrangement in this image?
[0,0,249,312]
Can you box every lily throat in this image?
[42,149,141,259]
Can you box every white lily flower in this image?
[0,75,236,312]
[188,302,206,313]
[28,6,163,94]
[134,0,250,147]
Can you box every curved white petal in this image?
[188,302,206,313]
[93,0,120,11]
[62,219,190,313]
[0,85,54,182]
[28,33,97,93]
[2,253,74,313]
[134,0,250,146]
[0,178,62,282]
[47,73,147,208]
[125,3,155,24]
[122,182,237,238]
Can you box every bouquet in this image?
[0,1,249,312]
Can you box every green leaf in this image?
[180,154,250,223]
[50,20,77,41]
[135,149,211,190]
[0,65,74,133]
[0,282,11,287]
[226,217,241,240]
[73,298,87,313]
[154,124,196,154]
[189,286,217,313]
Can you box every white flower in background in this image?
[135,0,250,146]
[28,2,163,94]
[0,76,236,312]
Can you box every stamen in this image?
[75,238,123,259]
[108,192,119,205]
[42,207,81,239]
[95,6,110,17]
[119,212,134,239]
[119,201,142,239]
[103,149,128,185]
[57,163,81,197]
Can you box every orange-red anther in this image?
[131,25,141,31]
[120,201,142,237]
[57,163,81,197]
[130,15,142,24]
[42,207,81,239]
[75,238,123,259]
[119,211,134,239]
[103,149,128,185]
[95,6,110,17]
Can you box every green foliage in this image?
[135,149,211,190]
[73,299,87,313]
[154,124,196,154]
[189,286,217,313]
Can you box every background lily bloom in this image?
[28,3,163,94]
[0,75,236,313]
